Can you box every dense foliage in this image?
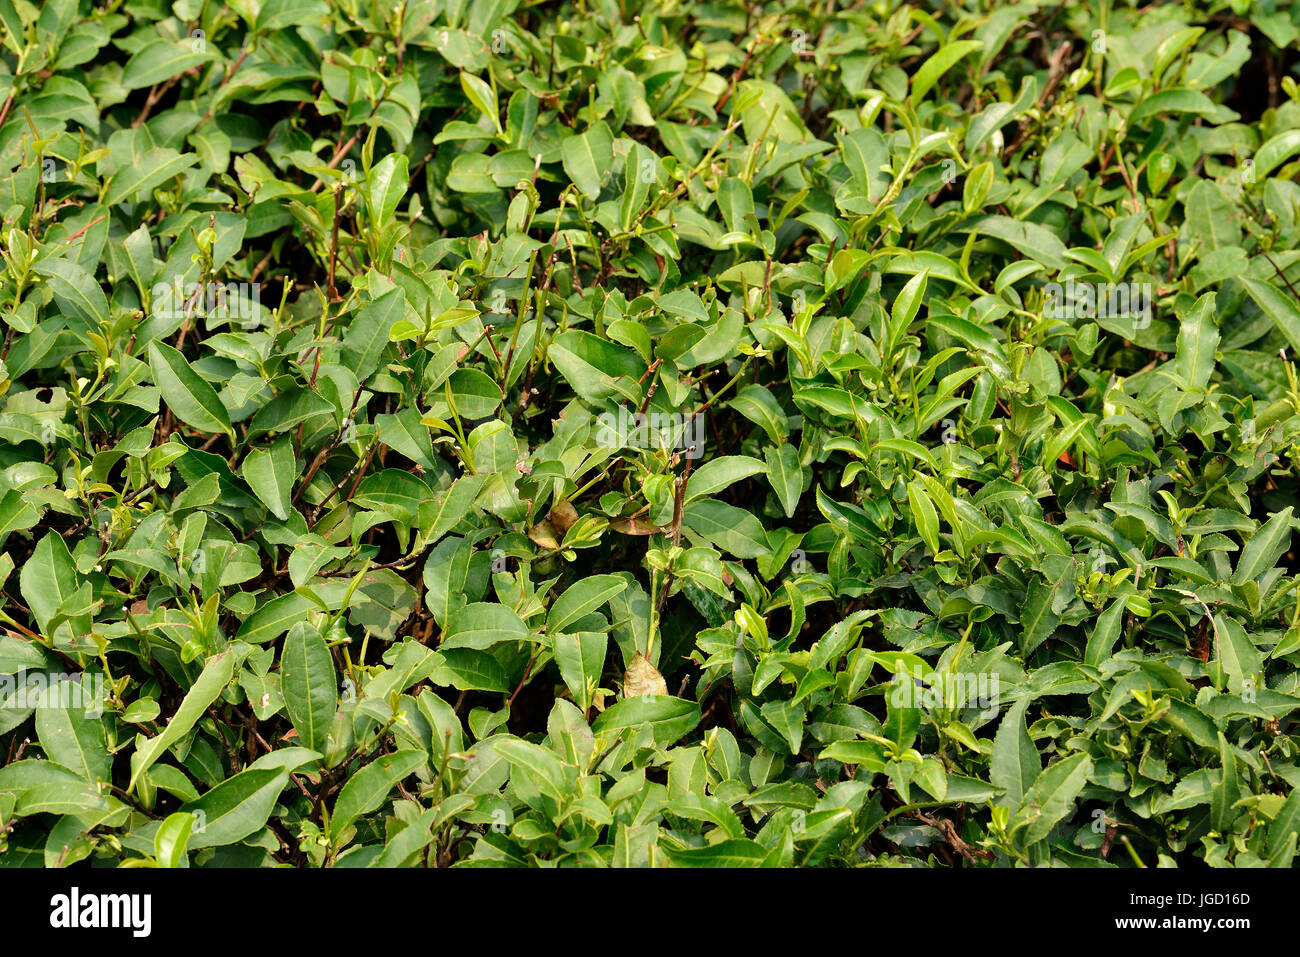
[3,0,1300,868]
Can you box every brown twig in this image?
[199,46,252,124]
[132,75,183,129]
[507,653,538,710]
[311,435,381,524]
[63,215,106,245]
[716,34,767,112]
[1264,252,1300,300]
[1002,41,1072,159]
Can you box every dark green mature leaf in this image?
[561,122,614,199]
[235,593,317,645]
[240,436,295,520]
[440,602,528,650]
[35,704,110,783]
[330,750,426,841]
[547,575,626,634]
[342,289,405,382]
[553,631,606,713]
[1009,752,1091,846]
[149,341,233,439]
[683,500,771,558]
[1233,507,1294,584]
[32,258,109,324]
[684,455,766,504]
[660,838,773,867]
[281,622,337,752]
[181,768,290,848]
[122,39,217,90]
[765,445,803,518]
[593,695,701,746]
[5,0,1299,872]
[1174,292,1218,391]
[19,532,79,636]
[105,149,200,205]
[990,698,1039,809]
[1241,278,1300,352]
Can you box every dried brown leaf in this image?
[528,521,560,550]
[611,517,665,536]
[623,652,667,698]
[549,500,579,535]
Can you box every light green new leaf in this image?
[1241,278,1300,353]
[154,812,196,867]
[1254,129,1300,179]
[130,652,237,791]
[1173,292,1218,391]
[910,40,983,103]
[367,153,410,227]
[620,142,655,230]
[907,480,940,554]
[554,631,607,713]
[458,72,499,132]
[764,444,803,518]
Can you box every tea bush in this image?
[3,0,1300,868]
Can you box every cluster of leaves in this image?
[3,0,1300,868]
